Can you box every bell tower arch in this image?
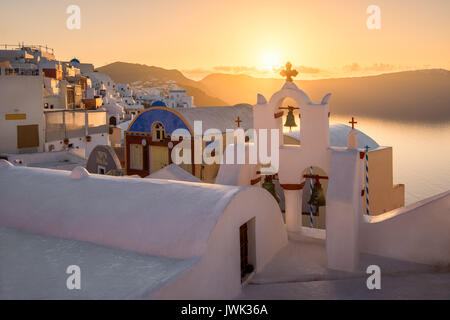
[252,62,332,233]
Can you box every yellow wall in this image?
[364,147,405,215]
[192,133,233,183]
[109,127,122,147]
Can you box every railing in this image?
[1,68,40,76]
[44,110,108,142]
[0,43,54,55]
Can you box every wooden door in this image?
[17,124,39,149]
[240,223,249,279]
[151,146,169,173]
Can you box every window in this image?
[151,122,165,142]
[130,144,143,170]
[109,116,117,126]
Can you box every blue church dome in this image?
[70,58,80,64]
[151,100,167,107]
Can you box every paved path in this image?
[239,237,450,299]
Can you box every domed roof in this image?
[329,124,379,149]
[151,100,167,107]
[70,58,80,64]
[233,103,252,108]
[285,124,379,149]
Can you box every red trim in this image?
[360,152,365,159]
[191,140,195,176]
[280,182,305,190]
[274,111,284,119]
[303,174,328,180]
[125,133,188,178]
[250,177,261,185]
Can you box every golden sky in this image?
[1,0,449,80]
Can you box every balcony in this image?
[82,97,103,110]
[0,68,40,76]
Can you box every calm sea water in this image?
[332,117,450,205]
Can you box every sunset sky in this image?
[1,0,449,80]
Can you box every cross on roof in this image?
[349,117,357,129]
[235,116,242,128]
[280,62,298,82]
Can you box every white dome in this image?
[285,123,379,149]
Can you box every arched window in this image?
[152,122,165,142]
[109,116,117,126]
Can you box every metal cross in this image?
[349,117,357,129]
[235,116,242,128]
[280,62,298,82]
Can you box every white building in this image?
[85,72,116,97]
[0,46,111,159]
[0,67,45,153]
[165,89,194,108]
[116,83,133,98]
[0,163,287,299]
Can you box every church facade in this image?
[124,104,253,181]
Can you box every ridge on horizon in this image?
[97,61,450,123]
[97,61,449,82]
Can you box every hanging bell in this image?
[307,183,326,208]
[284,109,297,131]
[262,176,281,203]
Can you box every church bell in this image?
[284,110,298,131]
[262,176,281,203]
[281,105,299,132]
[307,181,326,209]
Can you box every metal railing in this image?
[44,110,108,142]
[1,68,40,76]
[0,43,54,54]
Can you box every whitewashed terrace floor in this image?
[238,235,450,299]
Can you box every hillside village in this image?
[0,44,194,167]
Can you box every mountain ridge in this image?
[199,69,450,122]
[96,62,450,122]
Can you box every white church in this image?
[0,63,448,299]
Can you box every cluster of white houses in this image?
[0,44,194,158]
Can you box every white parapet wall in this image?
[45,132,109,159]
[360,190,450,266]
[326,148,364,272]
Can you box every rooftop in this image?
[0,163,245,258]
[0,226,198,299]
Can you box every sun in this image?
[260,51,281,71]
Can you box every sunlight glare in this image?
[260,51,281,71]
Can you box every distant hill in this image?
[96,62,227,107]
[200,69,450,123]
